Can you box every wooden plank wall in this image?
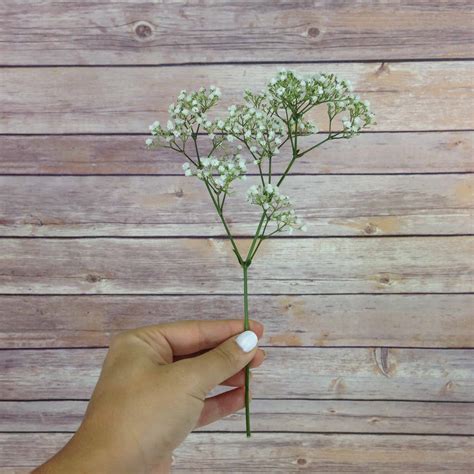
[0,1,473,472]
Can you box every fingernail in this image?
[236,330,258,352]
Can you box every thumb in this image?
[186,330,259,393]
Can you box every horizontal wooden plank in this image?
[1,400,472,435]
[1,132,472,175]
[0,1,472,65]
[1,62,472,133]
[1,174,471,237]
[0,433,472,472]
[1,294,472,349]
[1,347,472,401]
[0,237,471,294]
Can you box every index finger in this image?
[133,319,264,357]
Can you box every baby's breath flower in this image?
[146,69,373,238]
[265,70,374,137]
[246,184,306,233]
[145,85,227,149]
[214,92,286,162]
[183,154,247,194]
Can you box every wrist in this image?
[35,421,172,474]
[34,431,120,473]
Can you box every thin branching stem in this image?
[245,212,267,264]
[257,162,265,187]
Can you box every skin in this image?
[34,319,265,474]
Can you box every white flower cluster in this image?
[266,69,374,137]
[246,183,307,234]
[339,98,373,136]
[144,70,375,242]
[145,86,222,147]
[183,154,247,193]
[216,94,286,164]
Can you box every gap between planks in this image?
[1,399,473,434]
[1,433,472,473]
[1,59,474,68]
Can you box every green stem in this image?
[296,135,331,160]
[203,180,243,265]
[249,227,266,261]
[242,263,251,437]
[276,133,298,187]
[276,111,299,187]
[294,115,299,159]
[241,210,269,437]
[245,213,267,263]
[257,162,265,187]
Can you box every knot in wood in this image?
[134,21,154,40]
[364,222,377,235]
[86,273,102,283]
[297,458,307,465]
[379,274,391,285]
[307,27,320,38]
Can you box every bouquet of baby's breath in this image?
[146,69,374,437]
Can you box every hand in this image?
[35,319,265,473]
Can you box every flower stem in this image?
[242,262,251,437]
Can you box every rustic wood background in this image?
[0,1,473,472]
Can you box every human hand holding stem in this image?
[146,69,375,436]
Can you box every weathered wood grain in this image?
[1,62,473,133]
[1,347,472,401]
[1,174,471,237]
[0,237,471,294]
[1,132,472,175]
[1,294,472,349]
[1,433,472,472]
[0,1,472,65]
[1,400,472,435]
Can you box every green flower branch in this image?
[145,69,375,437]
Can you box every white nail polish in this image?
[236,330,258,352]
